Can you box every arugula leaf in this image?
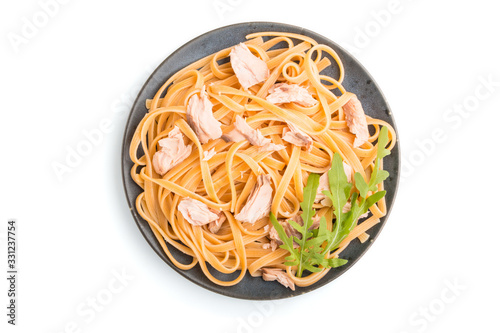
[366,190,387,208]
[295,173,320,277]
[367,126,391,192]
[377,126,391,159]
[327,258,348,268]
[268,127,391,279]
[320,153,352,255]
[307,216,329,247]
[269,213,298,266]
[270,175,341,277]
[322,128,390,255]
[354,172,369,198]
[322,153,351,224]
[300,173,320,231]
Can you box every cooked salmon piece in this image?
[222,115,285,152]
[208,209,226,233]
[282,122,313,152]
[152,126,192,176]
[263,225,279,251]
[178,198,220,226]
[266,83,317,107]
[262,243,272,250]
[310,214,322,230]
[234,174,273,224]
[343,161,353,182]
[230,43,270,89]
[343,95,369,148]
[261,268,295,290]
[202,148,216,161]
[315,171,330,204]
[314,162,353,204]
[186,86,222,144]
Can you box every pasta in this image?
[128,32,397,289]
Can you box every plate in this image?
[121,22,400,300]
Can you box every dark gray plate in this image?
[121,22,400,300]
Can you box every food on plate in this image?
[129,32,396,290]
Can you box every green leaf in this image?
[370,170,389,189]
[320,153,352,255]
[307,216,329,247]
[270,213,299,266]
[288,219,304,236]
[317,216,328,237]
[327,258,348,268]
[377,126,390,159]
[325,153,352,223]
[267,128,391,279]
[337,192,363,242]
[302,262,323,273]
[354,172,369,198]
[366,190,386,208]
[295,173,321,277]
[310,252,330,268]
[300,173,320,231]
[326,217,341,252]
[367,127,391,192]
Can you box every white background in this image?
[1,0,499,332]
